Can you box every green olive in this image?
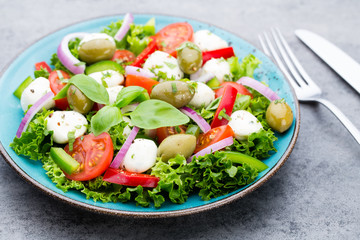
[157,134,196,161]
[266,100,294,133]
[78,38,116,64]
[177,42,203,74]
[150,81,195,108]
[67,85,94,114]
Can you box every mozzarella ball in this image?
[79,33,115,46]
[122,116,132,138]
[143,51,183,81]
[193,30,228,51]
[106,85,124,105]
[228,110,263,141]
[88,70,124,87]
[121,139,157,173]
[46,111,88,144]
[188,82,215,108]
[20,77,55,111]
[201,58,231,83]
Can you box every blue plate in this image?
[0,14,299,218]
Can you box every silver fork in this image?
[259,28,360,145]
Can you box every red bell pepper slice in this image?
[211,85,238,128]
[131,37,158,67]
[103,168,160,188]
[202,47,235,65]
[35,61,52,73]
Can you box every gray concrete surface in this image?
[1,0,360,239]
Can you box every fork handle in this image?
[314,98,360,144]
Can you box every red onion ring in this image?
[57,32,88,74]
[191,72,215,83]
[16,92,55,138]
[180,107,211,133]
[125,66,155,79]
[187,136,234,163]
[237,77,280,101]
[114,13,134,41]
[110,126,139,169]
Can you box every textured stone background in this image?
[0,0,359,239]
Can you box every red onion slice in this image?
[237,77,280,101]
[187,136,234,163]
[180,107,211,133]
[57,32,88,74]
[192,72,216,83]
[190,70,202,80]
[125,66,155,79]
[114,13,134,41]
[16,92,55,138]
[110,126,139,169]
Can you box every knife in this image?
[295,29,360,94]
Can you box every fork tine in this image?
[258,34,270,56]
[273,28,318,88]
[259,32,301,91]
[270,28,308,88]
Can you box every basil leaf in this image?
[70,74,109,105]
[130,99,189,129]
[54,74,109,104]
[53,84,70,100]
[91,106,122,136]
[114,86,148,108]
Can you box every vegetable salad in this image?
[10,13,293,208]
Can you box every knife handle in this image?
[316,98,360,145]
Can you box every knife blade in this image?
[295,29,360,94]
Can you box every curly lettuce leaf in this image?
[107,120,129,151]
[188,151,259,201]
[150,155,194,206]
[34,68,50,79]
[227,54,261,81]
[10,109,54,160]
[227,129,277,159]
[101,18,155,55]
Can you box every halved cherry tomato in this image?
[125,74,159,95]
[156,125,187,144]
[202,47,235,65]
[211,85,238,128]
[153,22,193,57]
[64,133,114,181]
[35,61,51,73]
[194,125,234,153]
[112,49,136,65]
[131,36,158,67]
[49,70,70,110]
[215,82,253,99]
[103,168,159,188]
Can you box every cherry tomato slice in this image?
[156,125,187,144]
[103,168,159,188]
[48,70,70,110]
[35,61,52,73]
[64,133,114,181]
[131,37,158,67]
[125,74,159,95]
[111,49,136,65]
[211,85,238,128]
[153,22,193,57]
[194,125,234,153]
[215,82,253,99]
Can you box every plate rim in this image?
[0,13,300,218]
